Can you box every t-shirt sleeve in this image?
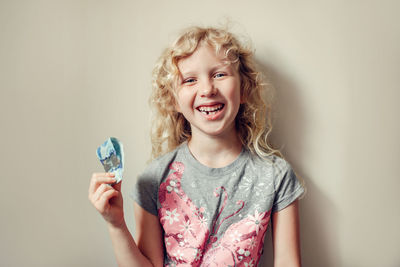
[272,159,305,213]
[130,166,160,216]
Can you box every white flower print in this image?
[193,248,202,261]
[172,249,184,261]
[244,259,255,267]
[239,175,273,197]
[197,215,208,227]
[255,182,265,196]
[165,208,180,225]
[177,235,188,247]
[238,176,253,192]
[179,219,193,234]
[248,236,257,249]
[166,180,179,193]
[165,237,171,247]
[257,180,273,196]
[237,248,251,257]
[229,230,242,242]
[246,210,267,234]
[252,204,261,212]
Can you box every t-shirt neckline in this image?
[181,142,249,177]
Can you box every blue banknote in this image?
[96,137,124,183]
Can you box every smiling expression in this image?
[176,44,242,139]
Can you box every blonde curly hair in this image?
[150,26,279,159]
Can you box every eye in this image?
[214,72,226,78]
[183,78,196,84]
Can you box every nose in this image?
[201,79,217,97]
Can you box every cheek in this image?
[227,80,242,104]
[176,88,195,110]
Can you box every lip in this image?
[195,102,225,121]
[195,102,224,109]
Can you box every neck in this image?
[188,130,243,168]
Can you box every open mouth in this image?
[196,104,224,115]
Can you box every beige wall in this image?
[1,0,399,266]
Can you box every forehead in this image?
[177,44,230,74]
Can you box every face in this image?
[176,44,242,139]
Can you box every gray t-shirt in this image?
[131,143,304,266]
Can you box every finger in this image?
[95,189,119,213]
[88,173,116,196]
[91,183,113,203]
[112,180,122,192]
[92,172,116,177]
[89,173,115,192]
[89,178,115,201]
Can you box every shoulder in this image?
[245,152,305,212]
[138,144,184,182]
[247,152,299,188]
[247,152,292,175]
[132,145,184,208]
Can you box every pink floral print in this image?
[159,162,271,266]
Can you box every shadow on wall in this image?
[255,59,340,267]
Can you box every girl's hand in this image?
[88,173,125,228]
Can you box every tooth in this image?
[199,104,222,112]
[198,104,224,115]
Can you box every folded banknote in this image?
[96,137,124,183]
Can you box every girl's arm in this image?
[107,220,159,267]
[271,200,302,267]
[88,173,163,267]
[133,202,164,266]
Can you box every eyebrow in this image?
[180,63,231,77]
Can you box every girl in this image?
[89,26,305,267]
